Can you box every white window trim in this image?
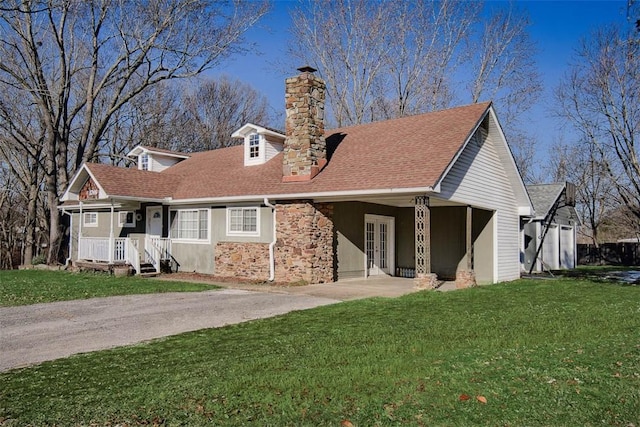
[139,153,149,171]
[118,211,136,228]
[169,208,210,243]
[83,212,98,227]
[244,133,264,166]
[249,134,260,159]
[226,206,260,236]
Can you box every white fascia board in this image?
[110,195,169,203]
[57,202,126,210]
[486,107,534,213]
[126,145,145,157]
[60,164,108,201]
[167,186,437,205]
[126,145,189,159]
[519,206,536,216]
[434,105,534,214]
[433,106,490,191]
[232,123,285,139]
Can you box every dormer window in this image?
[140,153,149,171]
[232,123,286,167]
[249,134,260,159]
[127,146,189,172]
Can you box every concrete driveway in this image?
[0,289,338,372]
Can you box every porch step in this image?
[138,263,158,277]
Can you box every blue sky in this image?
[210,1,630,174]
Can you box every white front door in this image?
[146,206,163,237]
[365,214,395,276]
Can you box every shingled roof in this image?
[526,183,566,217]
[85,163,182,199]
[163,102,491,199]
[64,102,493,202]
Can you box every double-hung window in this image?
[83,212,98,227]
[248,134,260,159]
[227,207,259,235]
[170,209,209,240]
[140,153,149,171]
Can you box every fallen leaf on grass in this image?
[476,395,487,404]
[341,420,354,427]
[459,394,471,401]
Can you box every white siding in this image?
[264,137,283,162]
[438,127,521,283]
[151,154,181,172]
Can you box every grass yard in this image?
[1,278,639,426]
[0,270,218,306]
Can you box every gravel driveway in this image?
[0,289,338,372]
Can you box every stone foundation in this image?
[215,242,270,280]
[275,201,334,283]
[455,270,477,289]
[414,273,439,290]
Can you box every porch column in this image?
[466,205,473,271]
[108,202,114,264]
[78,202,83,239]
[414,196,438,289]
[456,205,477,288]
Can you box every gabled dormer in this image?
[127,145,190,172]
[232,124,285,166]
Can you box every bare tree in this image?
[100,76,273,166]
[547,140,617,246]
[467,3,541,125]
[289,0,393,127]
[176,76,272,151]
[102,83,185,166]
[379,0,477,118]
[0,83,46,264]
[0,0,269,264]
[287,0,543,181]
[556,24,640,223]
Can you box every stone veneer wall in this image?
[283,70,326,181]
[275,201,334,283]
[215,242,270,280]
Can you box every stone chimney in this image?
[282,66,327,182]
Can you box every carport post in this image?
[414,196,438,289]
[466,205,473,271]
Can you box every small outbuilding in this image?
[522,183,580,272]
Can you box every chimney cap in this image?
[297,65,317,74]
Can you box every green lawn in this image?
[0,270,218,306]
[1,278,638,426]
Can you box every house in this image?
[522,182,580,272]
[60,67,533,288]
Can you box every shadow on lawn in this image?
[552,266,640,285]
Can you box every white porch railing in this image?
[79,237,131,263]
[128,239,141,275]
[145,237,172,273]
[78,237,171,274]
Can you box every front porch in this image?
[77,237,173,275]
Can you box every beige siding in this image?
[438,128,520,283]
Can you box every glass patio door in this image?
[365,215,394,276]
